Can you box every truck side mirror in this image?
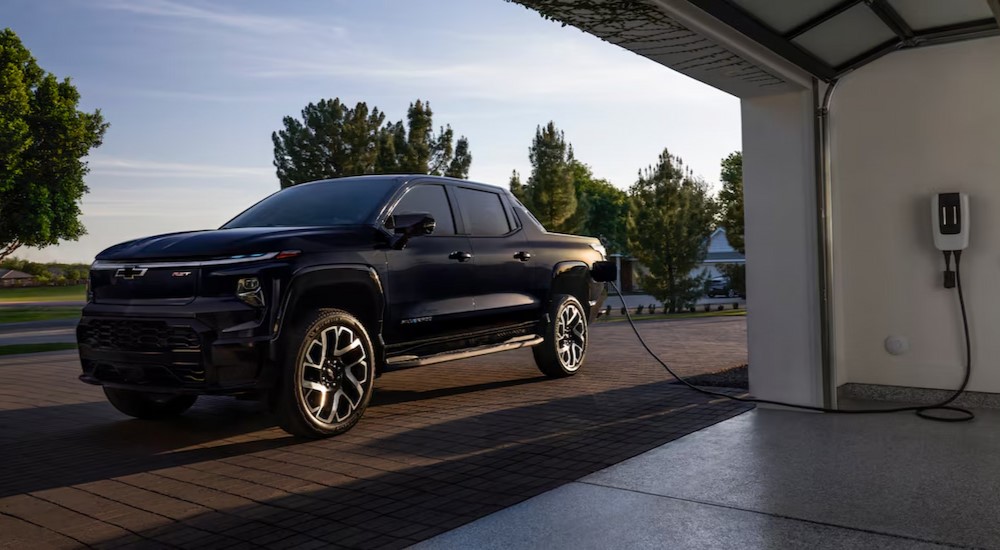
[591,261,617,283]
[387,212,435,249]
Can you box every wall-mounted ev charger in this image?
[932,192,969,252]
[932,192,969,289]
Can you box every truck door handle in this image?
[448,251,473,262]
[514,251,532,262]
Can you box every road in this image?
[0,300,85,308]
[0,319,77,345]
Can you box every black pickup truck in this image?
[78,175,614,437]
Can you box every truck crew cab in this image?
[78,175,613,437]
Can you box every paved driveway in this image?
[0,317,749,549]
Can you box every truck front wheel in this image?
[275,309,376,438]
[533,295,589,378]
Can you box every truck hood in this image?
[94,226,378,262]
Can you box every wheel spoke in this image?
[336,336,362,357]
[310,389,327,415]
[344,370,364,405]
[326,390,343,423]
[302,379,328,393]
[305,338,323,366]
[332,389,350,422]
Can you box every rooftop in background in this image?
[0,269,34,280]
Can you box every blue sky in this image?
[6,0,740,263]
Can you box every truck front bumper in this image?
[77,300,274,395]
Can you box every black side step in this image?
[385,334,544,369]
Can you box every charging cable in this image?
[612,251,973,422]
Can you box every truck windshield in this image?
[222,178,398,228]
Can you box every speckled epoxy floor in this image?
[418,406,1000,549]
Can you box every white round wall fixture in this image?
[884,335,909,356]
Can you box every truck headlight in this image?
[237,277,265,308]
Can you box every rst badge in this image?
[114,266,147,280]
[172,271,192,277]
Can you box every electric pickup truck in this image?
[78,175,614,437]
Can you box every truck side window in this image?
[455,187,511,236]
[392,185,456,235]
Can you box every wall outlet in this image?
[884,335,909,356]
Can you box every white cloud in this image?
[121,89,280,103]
[96,0,343,37]
[243,33,725,106]
[87,156,273,180]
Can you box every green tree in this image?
[509,169,525,201]
[0,29,108,261]
[567,161,628,253]
[718,151,744,254]
[519,122,577,230]
[272,98,386,187]
[446,135,472,178]
[628,149,718,312]
[273,98,472,188]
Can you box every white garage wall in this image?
[743,90,825,406]
[831,36,1000,392]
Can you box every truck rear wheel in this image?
[533,295,589,378]
[275,309,376,438]
[103,388,197,420]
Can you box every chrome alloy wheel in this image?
[300,325,370,425]
[556,302,587,371]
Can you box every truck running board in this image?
[386,334,544,369]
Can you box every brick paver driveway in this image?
[0,317,749,549]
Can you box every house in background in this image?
[698,227,745,281]
[0,269,36,287]
[610,227,745,292]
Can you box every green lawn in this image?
[595,309,746,323]
[0,285,86,303]
[0,343,77,356]
[0,307,81,324]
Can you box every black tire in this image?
[533,295,589,378]
[275,309,376,438]
[103,388,197,420]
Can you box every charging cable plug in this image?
[943,251,956,289]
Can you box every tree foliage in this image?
[272,98,472,188]
[0,28,108,261]
[718,151,744,254]
[1,256,89,283]
[516,122,577,230]
[510,123,628,251]
[567,162,628,254]
[628,149,718,312]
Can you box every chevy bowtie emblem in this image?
[114,266,148,280]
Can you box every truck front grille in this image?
[79,319,201,351]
